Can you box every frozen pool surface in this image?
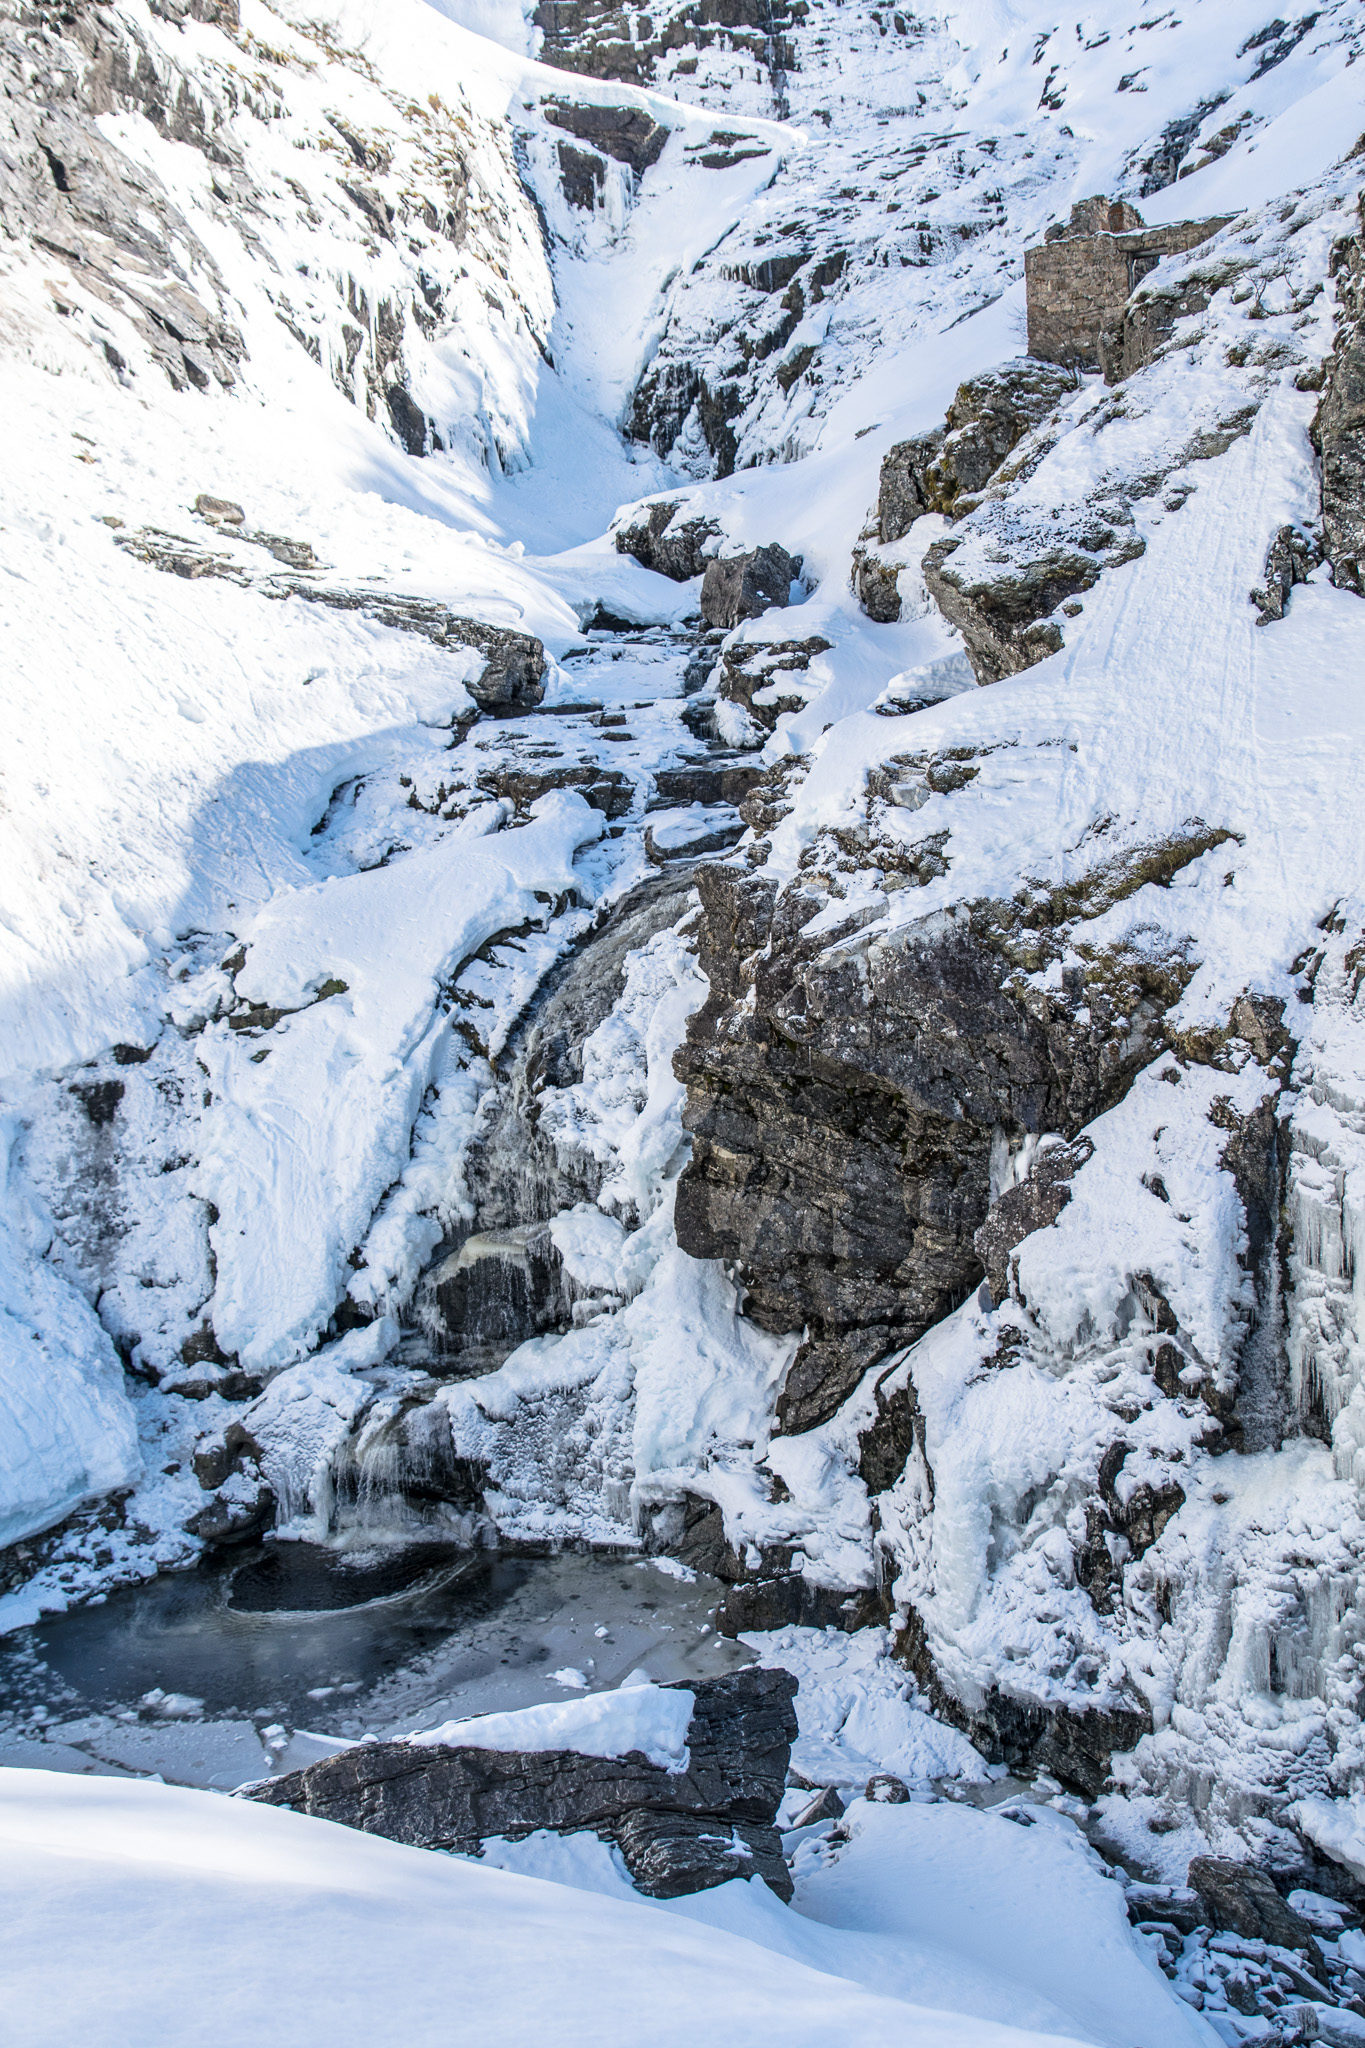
[0,1544,753,1789]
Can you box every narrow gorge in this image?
[2,0,1365,2039]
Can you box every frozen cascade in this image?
[407,866,702,1377]
[1287,908,1365,1471]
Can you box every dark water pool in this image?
[0,1541,748,1756]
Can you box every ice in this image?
[0,1119,140,1548]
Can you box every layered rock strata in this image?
[1024,194,1234,369]
[672,827,1218,1431]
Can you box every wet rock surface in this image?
[247,1665,798,1900]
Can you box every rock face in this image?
[876,364,1076,542]
[1188,1857,1328,1973]
[1314,196,1365,594]
[699,545,801,628]
[1024,195,1234,369]
[974,1137,1094,1305]
[542,100,668,175]
[557,140,605,210]
[248,1667,799,1901]
[532,0,800,96]
[0,2,245,393]
[921,530,1138,684]
[672,845,1197,1431]
[613,500,722,580]
[859,363,1075,623]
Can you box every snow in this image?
[1294,1794,1365,1886]
[0,1769,1204,2048]
[747,1625,988,1792]
[410,1676,695,1771]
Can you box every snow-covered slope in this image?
[3,0,1365,1981]
[0,1767,1209,2048]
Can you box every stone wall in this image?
[1025,195,1232,368]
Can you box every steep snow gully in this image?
[4,0,1365,2036]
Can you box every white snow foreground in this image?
[0,1769,1206,2048]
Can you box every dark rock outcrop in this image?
[717,1576,888,1636]
[876,431,944,545]
[480,760,632,818]
[1251,522,1321,623]
[1188,1857,1328,1977]
[922,529,1143,684]
[558,140,605,209]
[614,501,722,580]
[1314,196,1365,594]
[700,545,802,628]
[713,634,830,734]
[673,857,1191,1432]
[876,365,1076,548]
[974,1137,1094,1305]
[651,759,764,808]
[543,100,669,176]
[247,1666,799,1901]
[851,546,906,624]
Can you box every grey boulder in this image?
[246,1665,799,1902]
[700,545,802,628]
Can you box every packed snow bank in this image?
[480,1791,1211,2048]
[0,1123,140,1547]
[411,1678,694,1771]
[0,1770,1102,2048]
[196,792,604,1374]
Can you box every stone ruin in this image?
[1024,193,1233,370]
